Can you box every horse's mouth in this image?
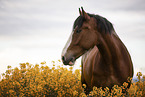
[68,57,76,66]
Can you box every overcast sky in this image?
[0,0,145,76]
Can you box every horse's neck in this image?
[97,33,122,65]
[82,47,94,62]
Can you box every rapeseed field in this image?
[0,60,144,97]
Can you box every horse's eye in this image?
[76,29,82,33]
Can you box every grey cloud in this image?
[0,0,78,36]
[0,0,145,37]
[87,0,145,11]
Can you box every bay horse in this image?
[61,7,133,94]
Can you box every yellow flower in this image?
[123,82,128,88]
[82,84,86,89]
[52,60,55,63]
[20,63,26,69]
[58,59,61,62]
[41,61,46,65]
[7,65,12,69]
[2,61,144,97]
[73,90,78,96]
[80,92,87,97]
[136,72,142,77]
[69,66,73,71]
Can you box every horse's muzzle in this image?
[62,55,75,66]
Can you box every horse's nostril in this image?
[62,56,65,62]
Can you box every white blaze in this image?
[61,31,74,56]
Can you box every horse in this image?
[61,7,134,95]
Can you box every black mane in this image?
[73,13,114,34]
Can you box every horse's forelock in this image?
[73,15,84,30]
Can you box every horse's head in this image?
[62,7,100,66]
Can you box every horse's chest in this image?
[82,47,100,86]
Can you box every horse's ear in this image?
[79,8,82,16]
[81,7,90,20]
